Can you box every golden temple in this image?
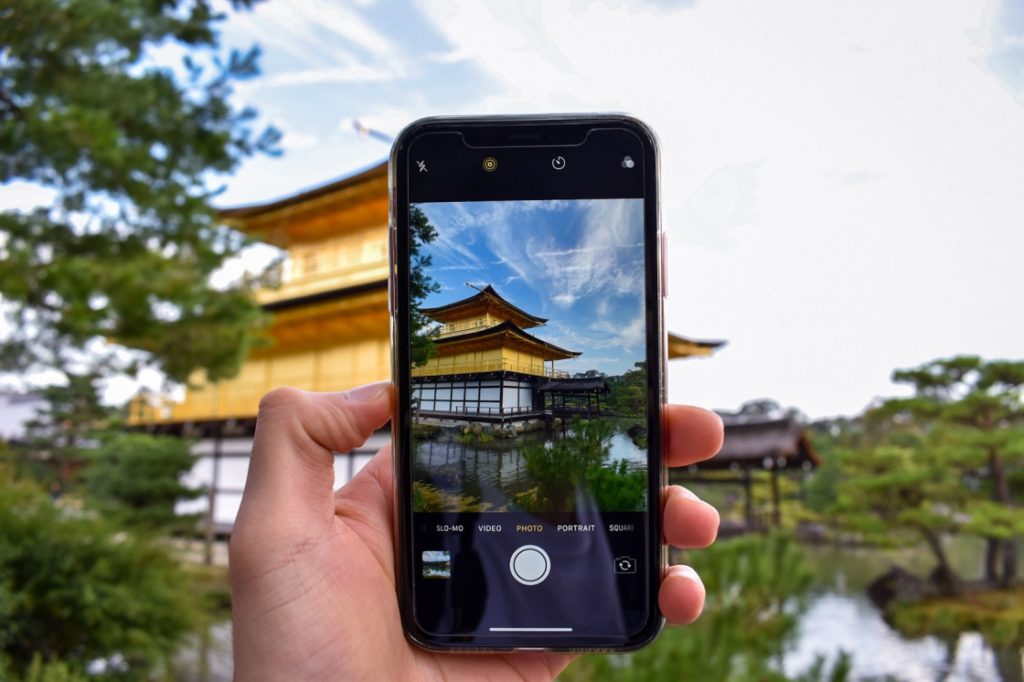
[411,285,578,421]
[131,161,724,428]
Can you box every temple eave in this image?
[432,326,578,360]
[420,285,547,328]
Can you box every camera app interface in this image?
[408,192,653,638]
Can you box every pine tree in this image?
[826,356,1024,591]
[17,372,110,490]
[877,356,1024,587]
[409,205,440,367]
[0,0,279,385]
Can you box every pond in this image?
[785,592,1002,680]
[784,539,1021,682]
[412,420,647,511]
[174,531,1022,681]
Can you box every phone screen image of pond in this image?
[412,419,648,513]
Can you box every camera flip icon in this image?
[613,556,637,574]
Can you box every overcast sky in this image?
[4,0,1023,418]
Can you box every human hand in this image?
[230,382,723,681]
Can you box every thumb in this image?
[235,382,392,540]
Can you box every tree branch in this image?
[0,83,21,117]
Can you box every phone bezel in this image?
[389,114,666,652]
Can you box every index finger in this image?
[664,404,724,468]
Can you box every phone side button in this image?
[659,232,667,298]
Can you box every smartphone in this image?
[389,115,665,651]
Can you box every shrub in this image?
[80,433,202,534]
[0,478,200,680]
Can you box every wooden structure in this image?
[675,415,821,532]
[539,378,610,419]
[411,284,579,423]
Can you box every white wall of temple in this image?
[412,377,535,414]
[502,383,534,410]
[174,429,389,529]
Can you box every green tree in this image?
[15,372,110,490]
[409,204,440,367]
[81,432,203,534]
[820,356,1024,592]
[0,0,278,385]
[517,419,647,512]
[519,419,613,510]
[828,442,968,594]
[877,356,1024,587]
[606,361,647,417]
[0,476,200,680]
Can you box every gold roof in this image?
[421,284,547,328]
[431,320,579,360]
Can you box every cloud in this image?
[485,199,645,313]
[590,313,645,352]
[434,263,484,271]
[679,162,762,245]
[983,0,1024,97]
[823,169,884,186]
[274,0,395,58]
[282,131,320,150]
[262,64,400,86]
[406,0,1024,417]
[203,0,1024,417]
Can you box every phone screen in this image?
[392,118,663,650]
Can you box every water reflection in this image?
[786,541,1022,682]
[413,423,646,510]
[784,593,1010,681]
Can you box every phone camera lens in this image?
[482,156,498,172]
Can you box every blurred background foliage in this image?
[0,474,201,680]
[0,0,278,386]
[0,0,265,678]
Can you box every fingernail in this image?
[674,564,703,587]
[347,382,390,403]
[678,487,700,501]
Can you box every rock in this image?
[867,566,939,610]
[794,521,829,544]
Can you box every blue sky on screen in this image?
[417,199,645,376]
